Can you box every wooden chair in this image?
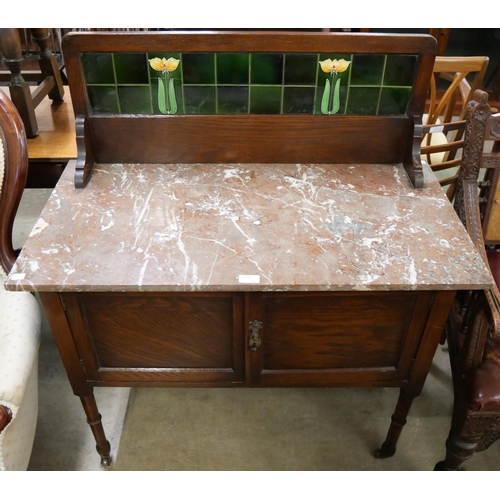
[0,91,41,470]
[0,28,65,137]
[421,56,489,201]
[434,89,500,471]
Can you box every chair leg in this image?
[0,28,38,137]
[30,28,64,102]
[434,431,478,470]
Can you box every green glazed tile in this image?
[378,87,412,115]
[217,53,249,85]
[346,87,380,115]
[182,54,215,84]
[284,54,317,85]
[118,86,152,114]
[82,53,115,84]
[383,55,417,87]
[250,86,282,114]
[217,86,249,114]
[251,54,283,85]
[114,53,149,84]
[87,86,119,114]
[183,86,216,114]
[350,55,385,86]
[283,87,315,114]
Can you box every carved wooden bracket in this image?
[404,115,424,189]
[75,115,95,188]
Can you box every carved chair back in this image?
[435,89,500,470]
[0,83,41,473]
[0,90,28,276]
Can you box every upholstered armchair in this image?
[0,90,41,470]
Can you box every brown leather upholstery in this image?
[467,250,500,411]
[467,338,500,411]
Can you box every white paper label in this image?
[238,274,261,284]
[429,125,444,133]
[11,273,26,280]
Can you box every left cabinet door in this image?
[63,292,245,385]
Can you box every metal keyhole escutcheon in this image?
[248,320,263,351]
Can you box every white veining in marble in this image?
[5,161,493,292]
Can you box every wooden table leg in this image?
[39,293,113,465]
[374,388,415,458]
[80,394,112,466]
[375,290,456,459]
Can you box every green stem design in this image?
[321,78,331,115]
[158,77,167,114]
[168,76,177,114]
[157,72,177,114]
[320,72,342,115]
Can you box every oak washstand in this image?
[4,31,493,466]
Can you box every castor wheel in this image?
[100,455,112,466]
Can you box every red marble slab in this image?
[5,160,493,292]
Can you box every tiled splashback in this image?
[81,52,417,116]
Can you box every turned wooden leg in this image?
[30,28,64,102]
[434,431,477,470]
[0,28,38,137]
[374,388,413,458]
[80,393,112,466]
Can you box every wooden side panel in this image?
[88,115,410,166]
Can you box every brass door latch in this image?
[248,320,263,351]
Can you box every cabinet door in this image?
[246,291,434,386]
[65,292,245,385]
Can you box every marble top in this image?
[5,160,493,292]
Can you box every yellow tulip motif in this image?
[149,57,180,74]
[319,58,350,114]
[149,57,180,114]
[319,58,350,75]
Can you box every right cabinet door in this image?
[246,291,435,387]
